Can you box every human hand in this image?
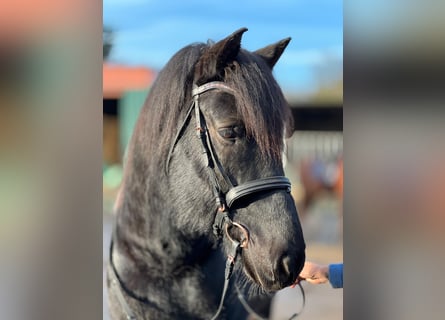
[297,261,329,284]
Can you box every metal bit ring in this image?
[225,222,249,248]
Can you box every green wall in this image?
[119,89,149,157]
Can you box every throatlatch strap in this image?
[109,240,138,320]
[225,176,291,208]
[165,101,195,174]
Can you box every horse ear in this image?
[254,37,291,69]
[194,28,248,85]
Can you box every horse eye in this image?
[217,126,245,140]
[218,127,236,139]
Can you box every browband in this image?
[225,176,291,208]
[192,81,235,96]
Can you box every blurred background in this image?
[103,1,343,319]
[1,1,443,319]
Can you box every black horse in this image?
[107,28,306,320]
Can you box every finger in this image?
[306,278,328,284]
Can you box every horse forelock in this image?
[223,49,293,161]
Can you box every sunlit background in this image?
[0,0,445,320]
[1,1,444,319]
[103,1,343,319]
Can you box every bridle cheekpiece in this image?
[190,81,299,320]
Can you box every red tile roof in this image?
[103,63,156,99]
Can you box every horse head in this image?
[167,28,305,292]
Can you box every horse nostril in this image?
[281,255,292,275]
[276,254,296,286]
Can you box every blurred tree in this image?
[311,54,343,103]
[311,78,342,103]
[103,26,114,60]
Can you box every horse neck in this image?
[114,155,217,272]
[112,165,228,318]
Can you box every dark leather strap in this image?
[225,176,291,208]
[109,240,154,320]
[192,81,235,96]
[209,240,240,320]
[235,282,305,320]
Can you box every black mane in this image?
[127,42,292,179]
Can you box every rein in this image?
[109,81,305,320]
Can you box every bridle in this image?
[188,82,293,237]
[109,81,304,320]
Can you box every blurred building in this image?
[285,102,343,220]
[103,63,155,165]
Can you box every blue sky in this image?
[104,0,342,95]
